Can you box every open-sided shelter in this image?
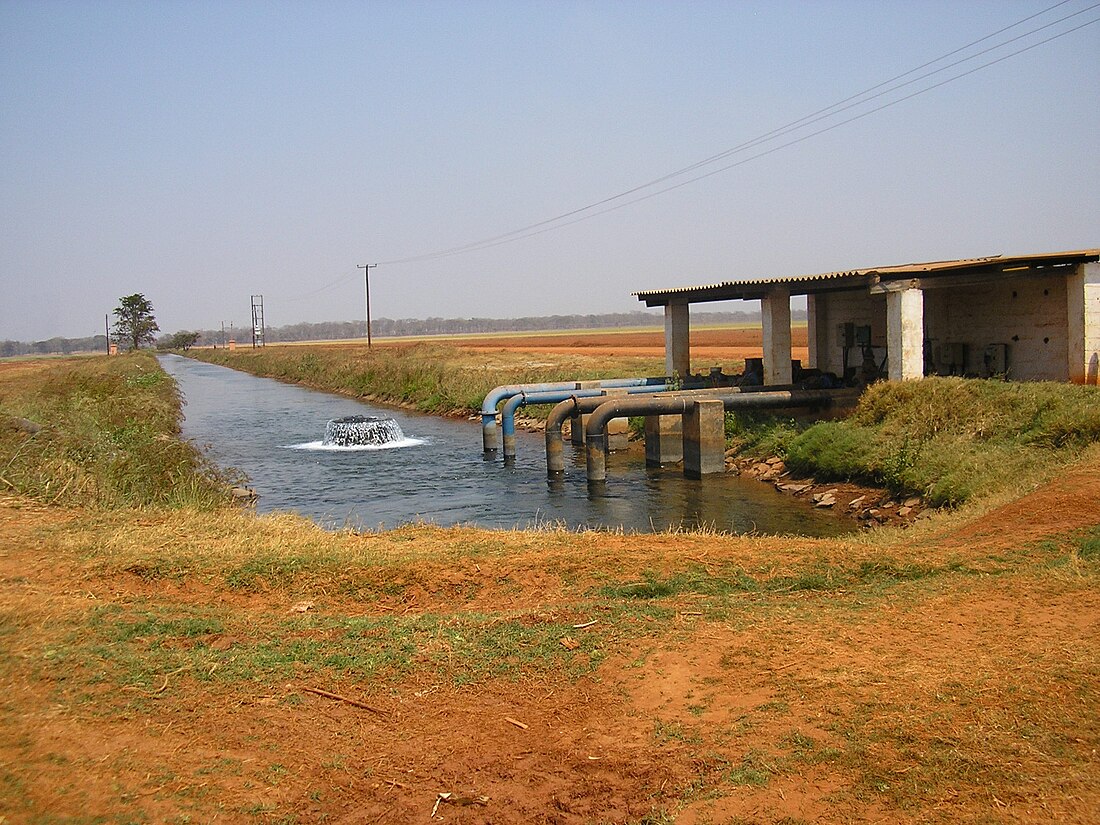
[636,249,1100,386]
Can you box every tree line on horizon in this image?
[3,308,805,356]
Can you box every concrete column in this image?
[604,390,630,451]
[886,287,925,381]
[644,414,683,467]
[664,303,690,378]
[761,288,793,385]
[569,413,588,446]
[1069,263,1100,385]
[683,399,726,479]
[805,294,819,370]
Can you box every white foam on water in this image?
[284,437,427,452]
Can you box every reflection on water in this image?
[158,355,850,537]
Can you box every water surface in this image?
[160,355,849,536]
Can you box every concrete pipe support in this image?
[544,386,744,478]
[584,389,841,484]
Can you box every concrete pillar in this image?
[761,288,793,385]
[683,399,726,479]
[886,288,924,381]
[607,417,631,452]
[569,413,588,445]
[1068,263,1100,385]
[805,294,819,370]
[1087,283,1100,386]
[664,303,690,378]
[644,414,683,467]
[604,390,630,451]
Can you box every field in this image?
[1,340,1098,824]
[269,324,810,375]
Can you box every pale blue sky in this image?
[2,0,1097,341]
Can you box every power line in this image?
[286,1,1097,300]
[426,12,1100,256]
[375,1,1098,266]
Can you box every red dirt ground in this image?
[2,454,1098,823]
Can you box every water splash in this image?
[323,415,406,447]
[284,415,425,451]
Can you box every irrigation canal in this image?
[159,355,850,536]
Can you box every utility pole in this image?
[104,314,110,354]
[358,263,378,349]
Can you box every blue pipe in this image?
[500,383,672,459]
[480,377,664,452]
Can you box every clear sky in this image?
[1,0,1097,341]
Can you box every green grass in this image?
[60,601,611,695]
[43,548,1022,700]
[1076,526,1100,560]
[595,558,978,602]
[726,377,1100,506]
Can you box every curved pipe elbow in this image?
[482,385,525,419]
[482,377,661,418]
[546,397,580,434]
[500,392,529,437]
[585,396,689,440]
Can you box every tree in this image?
[112,294,160,351]
[160,330,201,351]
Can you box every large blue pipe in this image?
[481,377,664,452]
[500,383,672,459]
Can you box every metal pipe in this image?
[502,389,598,460]
[584,389,844,483]
[480,377,665,453]
[544,385,745,477]
[501,383,675,459]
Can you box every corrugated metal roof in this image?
[634,249,1100,304]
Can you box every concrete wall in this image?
[805,290,887,377]
[806,272,1089,382]
[1085,281,1100,385]
[923,274,1069,381]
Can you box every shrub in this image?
[730,378,1100,506]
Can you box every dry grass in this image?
[189,340,665,415]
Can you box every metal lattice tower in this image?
[251,295,265,348]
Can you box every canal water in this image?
[159,355,850,536]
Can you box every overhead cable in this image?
[377,1,1098,266]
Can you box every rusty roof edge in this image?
[633,249,1100,298]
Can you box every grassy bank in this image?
[726,377,1100,506]
[0,353,232,508]
[189,341,663,415]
